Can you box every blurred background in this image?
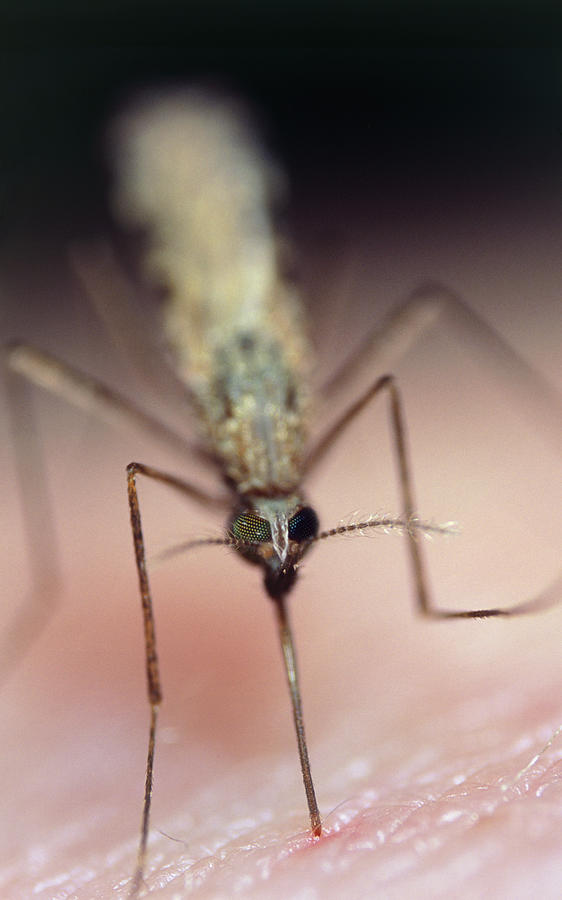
[1,17,561,898]
[1,24,560,378]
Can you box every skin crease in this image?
[1,156,562,898]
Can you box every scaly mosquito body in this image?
[114,92,333,893]
[9,87,556,899]
[115,91,415,893]
[111,90,510,896]
[116,91,317,572]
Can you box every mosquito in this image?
[6,88,561,896]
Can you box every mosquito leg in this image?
[69,240,168,385]
[3,342,226,667]
[125,460,229,509]
[126,458,232,897]
[0,366,61,685]
[305,374,393,475]
[126,462,163,898]
[5,342,221,479]
[384,376,562,620]
[308,373,561,620]
[273,595,322,837]
[320,282,561,452]
[320,283,447,400]
[126,458,211,897]
[4,339,228,891]
[69,240,197,417]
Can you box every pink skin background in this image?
[1,113,561,898]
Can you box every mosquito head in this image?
[229,497,319,598]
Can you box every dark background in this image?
[2,13,562,898]
[1,7,561,246]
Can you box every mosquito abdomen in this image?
[111,87,313,494]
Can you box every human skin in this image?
[1,169,561,898]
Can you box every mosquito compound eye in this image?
[288,506,319,542]
[231,512,272,543]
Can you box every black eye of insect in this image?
[288,507,319,542]
[231,512,272,543]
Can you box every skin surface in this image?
[1,106,561,898]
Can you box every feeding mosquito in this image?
[5,88,562,896]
